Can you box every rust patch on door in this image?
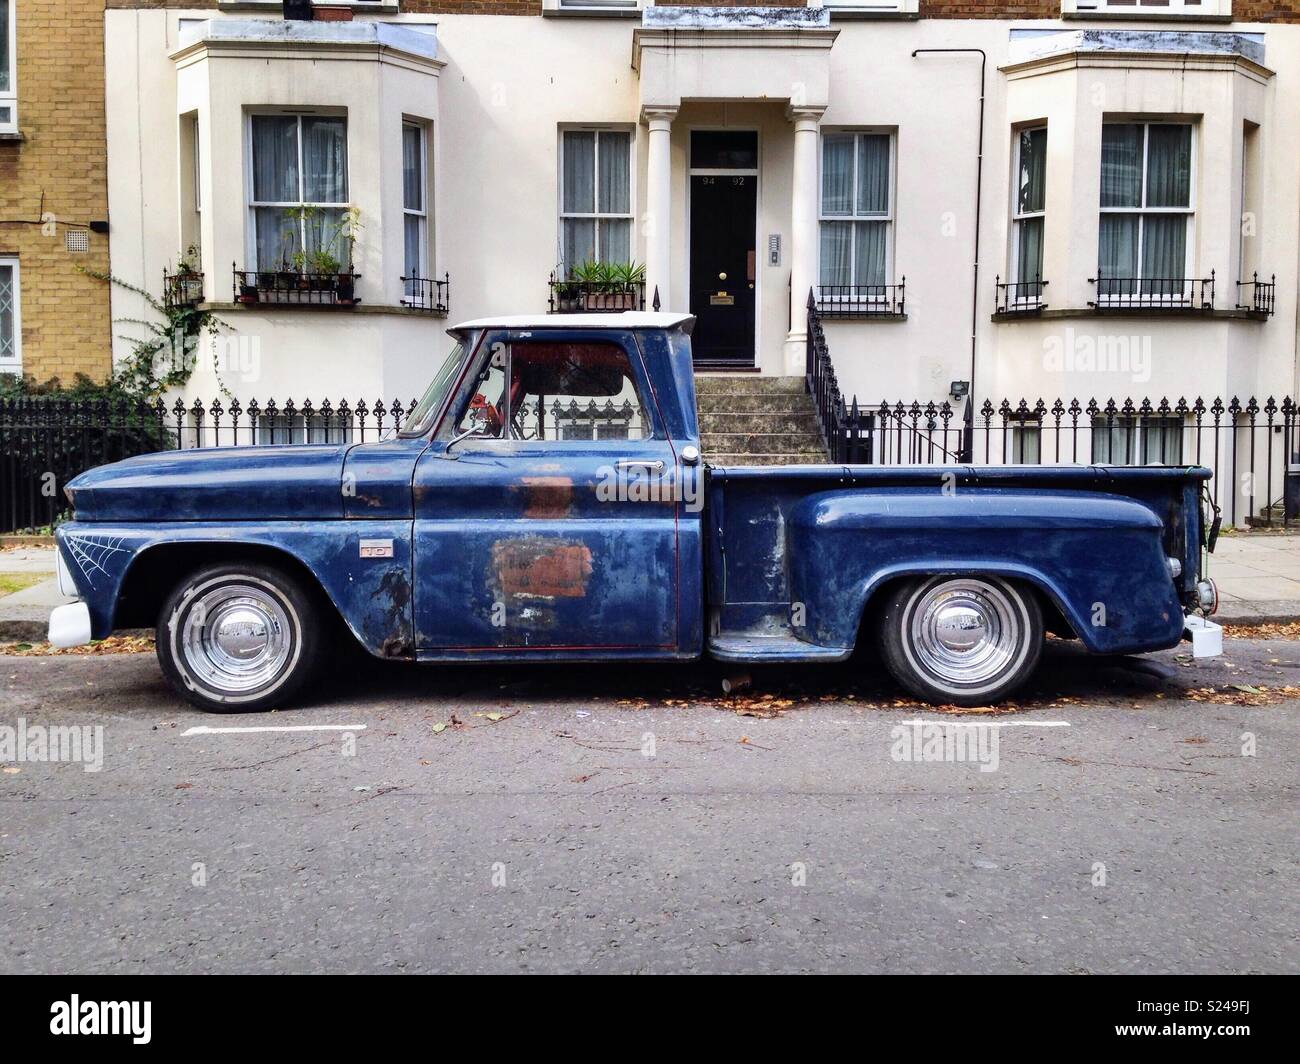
[519,476,574,519]
[491,538,592,599]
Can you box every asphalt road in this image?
[1,638,1296,974]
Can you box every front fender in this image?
[787,488,1184,654]
[55,521,414,659]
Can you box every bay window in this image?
[1011,126,1046,302]
[248,113,350,271]
[1098,122,1193,299]
[0,0,15,133]
[0,257,20,372]
[402,121,429,296]
[819,132,893,293]
[559,129,632,273]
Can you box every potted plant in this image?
[274,206,362,304]
[577,260,644,311]
[552,264,584,313]
[170,244,205,305]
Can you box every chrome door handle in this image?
[614,459,665,472]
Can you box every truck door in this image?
[412,329,682,653]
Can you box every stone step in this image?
[694,375,807,395]
[696,393,818,415]
[702,432,827,456]
[698,411,821,435]
[706,453,833,467]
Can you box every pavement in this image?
[0,638,1295,974]
[4,532,1300,642]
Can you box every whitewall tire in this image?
[878,575,1043,706]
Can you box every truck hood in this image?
[66,444,350,522]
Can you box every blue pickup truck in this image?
[49,313,1222,712]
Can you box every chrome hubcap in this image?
[909,579,1022,688]
[181,584,292,694]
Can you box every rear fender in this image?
[786,488,1185,654]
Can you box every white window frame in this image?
[402,120,430,290]
[1010,125,1047,306]
[0,0,17,134]
[557,126,635,273]
[544,0,641,13]
[1097,120,1196,304]
[0,256,21,373]
[1066,0,1231,16]
[812,0,919,12]
[245,110,350,272]
[817,129,896,301]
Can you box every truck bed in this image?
[704,463,1209,661]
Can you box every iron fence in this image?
[0,396,418,534]
[233,266,361,306]
[400,273,450,316]
[548,274,646,314]
[994,275,1048,315]
[815,280,906,319]
[1088,271,1215,311]
[163,267,205,309]
[1236,272,1276,318]
[805,289,1297,529]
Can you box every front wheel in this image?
[157,562,325,713]
[878,575,1043,706]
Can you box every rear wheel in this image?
[156,562,325,713]
[878,575,1043,706]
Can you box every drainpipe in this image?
[912,48,986,464]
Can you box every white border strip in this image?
[182,724,368,736]
[897,720,1071,728]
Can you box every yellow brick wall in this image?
[0,0,112,386]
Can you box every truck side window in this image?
[508,341,648,442]
[456,342,509,439]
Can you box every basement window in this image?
[0,257,20,373]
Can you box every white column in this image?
[785,105,825,374]
[643,107,677,312]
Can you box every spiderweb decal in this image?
[63,534,131,590]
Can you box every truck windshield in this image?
[399,342,467,437]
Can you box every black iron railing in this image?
[1088,271,1215,311]
[5,384,1300,532]
[1236,272,1276,318]
[548,274,646,314]
[163,268,205,309]
[0,396,419,534]
[802,289,1299,528]
[401,273,450,316]
[994,275,1048,315]
[233,265,361,306]
[814,280,905,319]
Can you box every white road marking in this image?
[182,724,367,736]
[897,720,1071,728]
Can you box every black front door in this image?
[689,134,757,366]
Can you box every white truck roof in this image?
[448,312,694,335]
